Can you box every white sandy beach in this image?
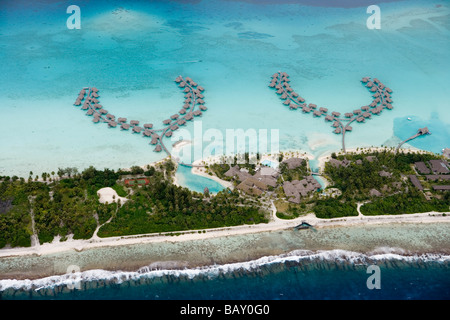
[0,207,448,259]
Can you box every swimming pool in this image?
[175,165,226,194]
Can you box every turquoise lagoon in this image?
[0,0,449,180]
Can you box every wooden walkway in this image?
[75,76,208,168]
[395,127,430,153]
[271,72,394,154]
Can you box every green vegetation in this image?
[0,159,268,248]
[313,198,358,218]
[320,150,449,217]
[98,174,267,237]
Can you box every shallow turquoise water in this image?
[0,0,449,178]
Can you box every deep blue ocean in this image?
[1,251,449,300]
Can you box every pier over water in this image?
[73,76,208,168]
[269,72,394,153]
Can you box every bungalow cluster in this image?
[224,157,322,202]
[269,72,393,153]
[73,76,206,157]
[225,165,278,196]
[410,159,450,193]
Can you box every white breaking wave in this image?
[1,249,448,292]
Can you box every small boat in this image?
[407,117,412,121]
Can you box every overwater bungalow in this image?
[92,92,99,98]
[93,104,102,109]
[193,110,202,116]
[320,107,328,113]
[183,104,190,109]
[183,87,190,93]
[302,106,311,113]
[313,110,322,117]
[133,126,142,133]
[345,126,353,131]
[286,87,293,93]
[121,123,130,130]
[325,115,333,122]
[370,86,378,92]
[281,93,288,99]
[185,113,194,120]
[91,98,99,104]
[177,119,186,125]
[197,86,205,92]
[385,97,393,103]
[356,117,365,122]
[86,109,94,116]
[74,99,81,106]
[185,98,192,104]
[130,120,139,126]
[333,127,342,134]
[283,100,290,105]
[91,87,99,93]
[366,81,373,88]
[81,104,89,110]
[93,117,100,123]
[118,117,127,123]
[269,82,276,88]
[179,109,186,115]
[106,114,115,120]
[331,111,340,117]
[345,113,353,118]
[171,114,179,120]
[361,77,369,83]
[108,121,117,128]
[308,103,317,109]
[353,109,362,115]
[361,106,370,111]
[370,102,377,107]
[143,123,153,129]
[154,145,162,152]
[175,76,182,83]
[276,89,284,94]
[150,137,158,144]
[163,119,171,125]
[385,104,394,110]
[290,104,298,110]
[171,125,179,131]
[197,98,205,104]
[143,130,152,137]
[332,121,340,128]
[385,87,392,93]
[179,82,186,88]
[292,92,299,98]
[165,131,173,137]
[362,112,371,118]
[297,97,305,103]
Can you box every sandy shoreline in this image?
[1,210,448,260]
